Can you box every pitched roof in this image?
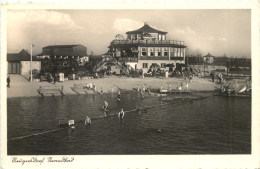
[126,23,167,34]
[42,44,84,49]
[7,49,31,61]
[204,53,215,58]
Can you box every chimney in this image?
[144,22,148,25]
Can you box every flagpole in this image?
[30,43,33,82]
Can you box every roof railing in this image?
[111,39,184,45]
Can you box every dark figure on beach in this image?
[85,116,91,126]
[54,74,57,84]
[7,76,10,88]
[210,71,215,82]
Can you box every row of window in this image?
[141,47,184,57]
[142,63,167,68]
[128,33,166,40]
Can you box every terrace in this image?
[111,39,185,46]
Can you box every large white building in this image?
[109,22,187,72]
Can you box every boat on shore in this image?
[151,89,192,95]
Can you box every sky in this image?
[7,9,251,58]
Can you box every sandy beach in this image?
[7,74,216,98]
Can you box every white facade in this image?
[20,61,41,75]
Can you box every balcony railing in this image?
[117,57,138,62]
[170,57,184,60]
[140,56,169,60]
[111,39,185,45]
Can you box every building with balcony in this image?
[109,22,187,72]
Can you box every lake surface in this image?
[7,92,251,155]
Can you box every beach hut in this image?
[203,53,215,64]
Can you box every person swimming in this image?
[85,116,91,126]
[117,90,121,101]
[140,89,145,99]
[118,108,125,119]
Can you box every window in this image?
[131,34,135,40]
[158,34,162,40]
[164,48,168,56]
[143,63,148,68]
[170,48,174,57]
[141,48,147,56]
[137,34,141,40]
[156,48,161,56]
[161,63,165,68]
[162,35,166,40]
[174,48,177,56]
[177,48,180,57]
[180,48,184,57]
[149,48,154,56]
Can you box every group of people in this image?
[136,84,152,98]
[210,71,224,83]
[84,100,125,126]
[86,82,97,91]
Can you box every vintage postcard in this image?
[1,1,260,169]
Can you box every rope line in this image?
[8,128,66,141]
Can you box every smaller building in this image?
[203,53,215,64]
[7,49,41,75]
[41,44,87,58]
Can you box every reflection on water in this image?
[8,92,251,155]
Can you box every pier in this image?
[37,85,65,97]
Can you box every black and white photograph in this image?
[1,2,259,169]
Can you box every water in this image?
[7,92,251,155]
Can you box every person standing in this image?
[210,71,215,82]
[143,84,146,92]
[141,69,144,79]
[85,116,92,126]
[100,87,103,95]
[103,100,109,116]
[165,70,169,78]
[53,74,57,84]
[118,108,125,119]
[7,76,10,88]
[147,85,152,94]
[93,83,96,91]
[136,84,140,92]
[160,85,163,94]
[140,89,145,99]
[103,100,108,110]
[168,84,171,93]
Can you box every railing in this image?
[117,57,138,62]
[140,56,169,60]
[111,39,185,45]
[170,57,184,60]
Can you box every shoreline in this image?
[7,75,217,99]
